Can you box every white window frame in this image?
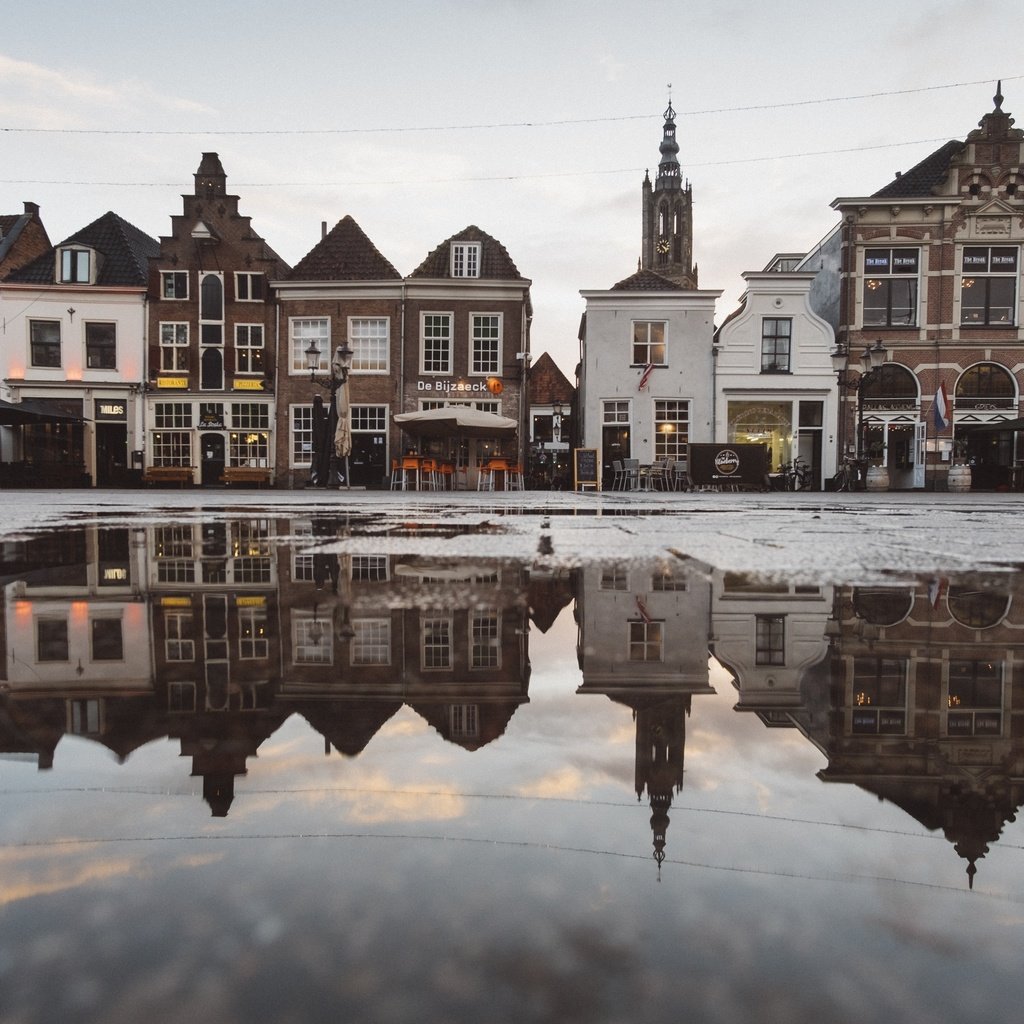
[470,313,502,376]
[160,270,188,300]
[290,318,331,375]
[348,317,390,373]
[234,272,265,302]
[631,321,667,367]
[160,322,189,372]
[235,324,265,374]
[351,618,392,665]
[29,319,62,368]
[291,404,314,468]
[451,242,481,278]
[420,312,453,375]
[59,246,92,284]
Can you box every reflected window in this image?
[755,615,785,665]
[168,682,196,713]
[422,615,452,670]
[294,614,333,665]
[165,611,195,661]
[600,566,628,591]
[851,657,907,734]
[352,556,389,582]
[852,587,913,626]
[238,607,268,659]
[652,567,688,591]
[947,660,1003,736]
[471,611,500,669]
[948,586,1010,628]
[68,699,101,736]
[37,618,69,662]
[352,619,391,665]
[91,618,123,661]
[450,704,479,739]
[629,620,664,662]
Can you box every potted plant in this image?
[948,437,972,493]
[864,439,889,491]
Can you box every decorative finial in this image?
[967,860,977,890]
[665,83,675,121]
[994,81,1004,112]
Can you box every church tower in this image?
[641,100,697,287]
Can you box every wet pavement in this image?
[1,491,1023,1023]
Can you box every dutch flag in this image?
[933,382,950,432]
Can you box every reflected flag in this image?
[933,382,950,431]
[635,596,653,623]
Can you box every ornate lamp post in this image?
[831,339,888,467]
[304,340,353,488]
[551,399,565,488]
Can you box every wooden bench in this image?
[143,465,195,486]
[220,466,272,488]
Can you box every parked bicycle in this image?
[832,455,864,492]
[770,456,812,491]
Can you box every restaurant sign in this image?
[157,377,188,389]
[688,443,769,488]
[417,377,503,395]
[94,400,127,421]
[232,378,265,391]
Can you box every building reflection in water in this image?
[2,516,1023,883]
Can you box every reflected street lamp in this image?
[305,340,354,488]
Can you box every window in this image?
[471,611,500,669]
[37,618,69,662]
[154,402,192,429]
[291,318,330,373]
[450,704,479,739]
[230,403,270,430]
[29,320,61,367]
[600,565,628,590]
[755,615,785,665]
[68,700,101,736]
[451,242,480,278]
[654,400,689,460]
[349,318,389,372]
[421,314,452,373]
[152,431,191,467]
[422,615,452,669]
[471,314,501,375]
[291,405,314,467]
[168,682,196,713]
[165,611,195,661]
[294,615,333,665]
[85,322,116,369]
[161,271,188,299]
[160,323,189,371]
[234,272,264,301]
[760,318,792,373]
[602,400,630,424]
[961,246,1018,325]
[954,363,1016,410]
[239,606,269,659]
[863,248,919,326]
[851,657,907,734]
[632,321,666,366]
[352,619,391,665]
[947,660,1003,736]
[91,618,123,661]
[351,406,387,433]
[629,620,664,662]
[351,555,389,581]
[60,248,90,283]
[235,325,264,373]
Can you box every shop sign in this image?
[157,377,189,389]
[233,378,265,391]
[235,596,266,607]
[689,443,769,488]
[94,400,127,421]
[99,565,129,585]
[417,378,503,394]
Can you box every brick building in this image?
[830,84,1024,489]
[145,154,289,486]
[0,202,50,280]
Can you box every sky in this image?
[2,0,1023,379]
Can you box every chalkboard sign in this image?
[573,448,599,490]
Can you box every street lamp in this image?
[304,340,354,488]
[831,338,888,468]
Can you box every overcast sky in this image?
[2,0,1021,378]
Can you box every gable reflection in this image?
[3,517,1024,885]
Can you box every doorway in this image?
[200,432,225,486]
[95,422,128,487]
[601,425,630,489]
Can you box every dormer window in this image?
[60,247,91,284]
[451,242,480,278]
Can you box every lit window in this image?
[851,657,906,734]
[629,620,664,662]
[235,325,264,373]
[961,246,1018,325]
[863,248,919,327]
[654,400,689,460]
[160,323,189,371]
[632,321,666,366]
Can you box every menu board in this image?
[573,448,599,490]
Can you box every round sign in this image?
[487,377,503,395]
[714,449,740,475]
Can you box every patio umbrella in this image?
[333,382,352,458]
[393,406,517,438]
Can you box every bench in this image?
[143,465,195,486]
[220,466,272,488]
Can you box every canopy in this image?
[0,398,83,425]
[393,406,517,438]
[959,417,1024,433]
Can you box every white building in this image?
[713,264,838,488]
[579,269,720,488]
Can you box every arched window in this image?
[860,363,918,401]
[955,363,1015,407]
[948,585,1010,628]
[852,587,914,626]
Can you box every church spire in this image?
[656,96,682,190]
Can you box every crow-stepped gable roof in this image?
[289,215,401,281]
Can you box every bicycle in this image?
[832,456,863,492]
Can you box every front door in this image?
[350,432,387,488]
[95,422,128,487]
[602,425,630,489]
[200,432,225,486]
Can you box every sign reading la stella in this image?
[417,378,503,394]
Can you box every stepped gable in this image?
[409,225,524,280]
[7,211,158,286]
[871,139,965,199]
[611,267,685,291]
[289,215,401,281]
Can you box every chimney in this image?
[321,221,327,240]
[24,201,39,216]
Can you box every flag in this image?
[933,382,950,431]
[928,576,947,609]
[635,596,653,623]
[638,363,654,391]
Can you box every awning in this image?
[958,417,1024,433]
[393,406,517,438]
[0,398,84,426]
